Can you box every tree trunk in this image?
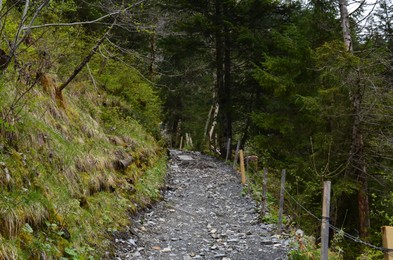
[215,0,232,157]
[215,0,225,156]
[339,0,352,52]
[350,89,370,239]
[339,0,370,239]
[209,103,220,147]
[222,9,232,156]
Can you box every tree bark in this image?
[222,7,232,157]
[215,0,232,157]
[339,0,352,52]
[339,0,370,239]
[350,88,370,239]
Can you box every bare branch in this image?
[13,0,30,51]
[25,0,50,33]
[86,63,98,92]
[57,20,117,93]
[22,0,147,30]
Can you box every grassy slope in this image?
[0,76,166,259]
[0,26,166,260]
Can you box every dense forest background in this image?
[0,0,392,259]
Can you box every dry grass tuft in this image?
[75,154,113,173]
[0,209,19,238]
[23,201,49,228]
[55,88,67,109]
[108,135,125,146]
[0,240,18,260]
[64,167,82,198]
[39,73,57,100]
[85,171,117,195]
[0,201,48,238]
[75,154,97,173]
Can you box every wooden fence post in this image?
[382,226,393,260]
[261,167,268,218]
[321,181,331,260]
[225,138,231,162]
[233,140,240,169]
[277,169,286,234]
[239,150,246,185]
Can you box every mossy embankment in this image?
[0,37,166,259]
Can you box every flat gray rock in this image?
[177,155,194,161]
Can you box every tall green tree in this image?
[158,0,286,154]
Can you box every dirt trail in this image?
[114,150,289,259]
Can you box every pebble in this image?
[161,247,171,252]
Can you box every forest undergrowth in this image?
[0,3,166,258]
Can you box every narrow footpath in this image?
[114,150,289,259]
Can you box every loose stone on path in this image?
[114,150,289,259]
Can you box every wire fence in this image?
[283,188,389,254]
[238,150,390,255]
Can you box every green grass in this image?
[0,73,166,259]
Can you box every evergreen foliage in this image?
[158,0,393,258]
[0,0,392,258]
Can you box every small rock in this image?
[296,229,304,237]
[161,247,171,252]
[214,253,227,258]
[128,239,136,246]
[211,233,219,239]
[261,239,274,245]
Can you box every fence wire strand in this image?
[283,188,388,253]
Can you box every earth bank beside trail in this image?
[115,150,290,259]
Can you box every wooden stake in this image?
[321,181,331,260]
[239,150,246,185]
[382,226,393,260]
[277,169,286,234]
[261,167,268,218]
[233,140,240,169]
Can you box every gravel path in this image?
[114,150,289,259]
